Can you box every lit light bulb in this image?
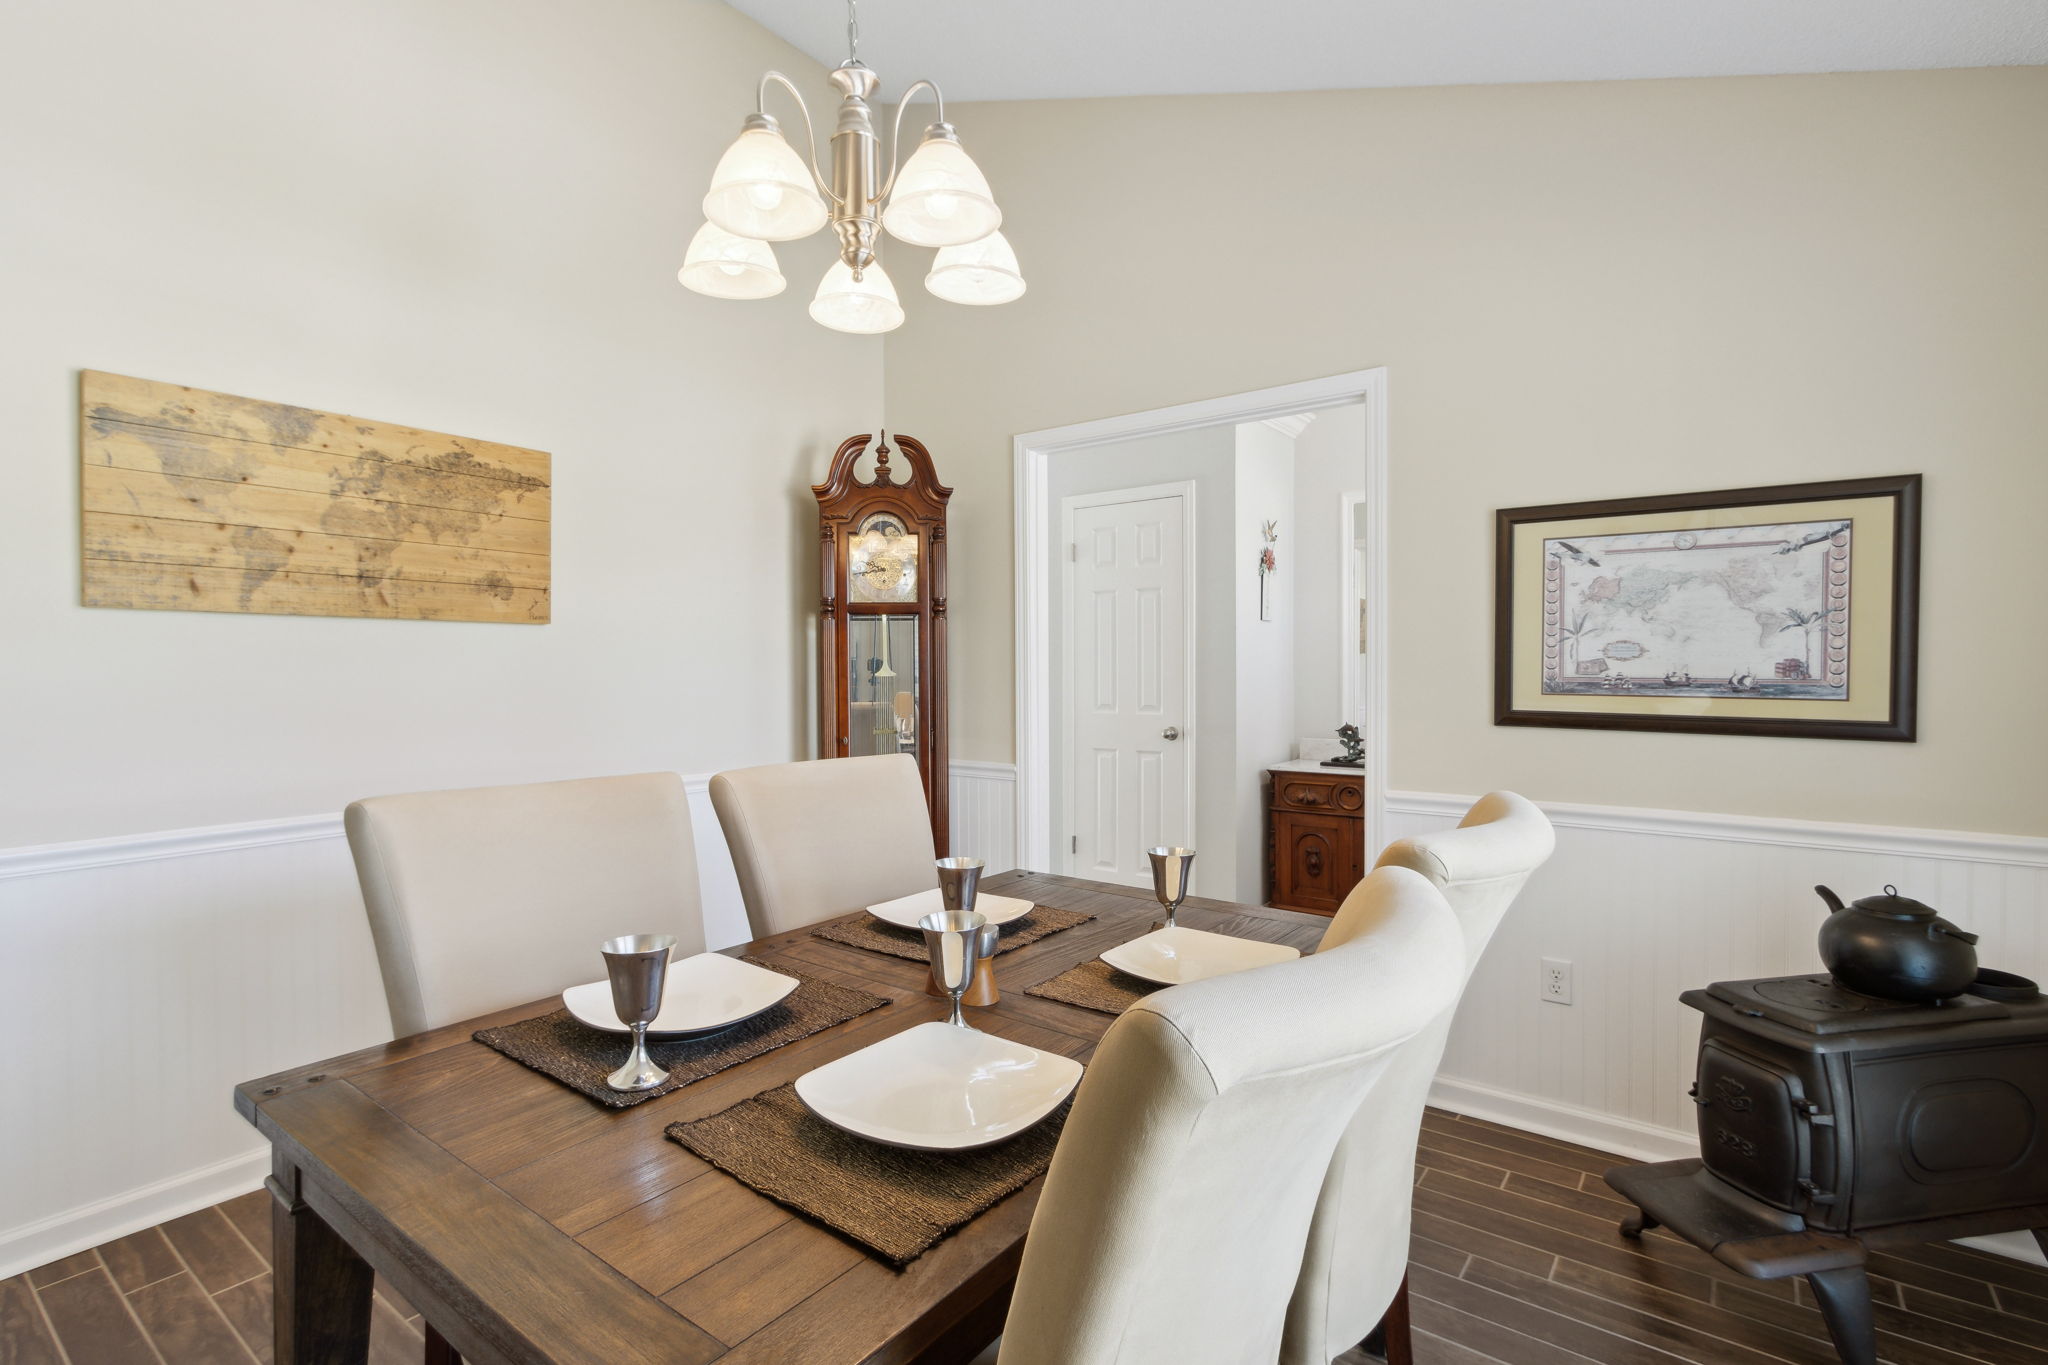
[677,221,785,299]
[746,182,784,212]
[881,130,1000,247]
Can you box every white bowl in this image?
[794,1021,1084,1151]
[1099,925,1301,986]
[562,952,797,1039]
[866,886,1037,930]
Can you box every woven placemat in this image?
[474,958,889,1109]
[1025,958,1169,1016]
[667,1081,1070,1267]
[811,904,1095,962]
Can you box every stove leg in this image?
[1619,1206,1659,1238]
[1805,1266,1877,1365]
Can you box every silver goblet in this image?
[919,909,987,1028]
[601,933,676,1092]
[935,856,985,915]
[1147,847,1196,929]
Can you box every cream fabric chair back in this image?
[709,754,937,938]
[345,772,705,1037]
[1375,790,1555,980]
[1281,791,1555,1364]
[998,868,1463,1365]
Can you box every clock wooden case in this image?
[815,433,952,854]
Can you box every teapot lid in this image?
[1849,884,1940,921]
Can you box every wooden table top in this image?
[235,871,1329,1365]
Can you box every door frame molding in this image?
[1058,481,1199,879]
[1339,488,1369,732]
[1014,368,1390,876]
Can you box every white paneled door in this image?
[1065,489,1192,887]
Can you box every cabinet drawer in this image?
[1269,773,1364,814]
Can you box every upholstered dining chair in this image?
[994,867,1466,1365]
[1282,790,1556,1365]
[709,754,937,937]
[344,772,706,1037]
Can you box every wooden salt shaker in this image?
[927,922,1001,1006]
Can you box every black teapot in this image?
[1815,884,1979,1002]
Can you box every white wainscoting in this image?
[1394,791,2048,1266]
[0,762,1016,1279]
[0,774,753,1281]
[9,773,2037,1277]
[950,760,1019,872]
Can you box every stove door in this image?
[1695,1038,1814,1213]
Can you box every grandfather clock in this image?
[814,433,951,854]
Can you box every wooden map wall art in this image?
[81,371,550,623]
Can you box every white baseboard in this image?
[0,1148,269,1280]
[1428,1073,1699,1164]
[1956,1233,2048,1267]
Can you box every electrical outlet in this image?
[1540,957,1573,1005]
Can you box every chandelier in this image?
[678,0,1023,334]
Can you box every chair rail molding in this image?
[1386,792,2048,867]
[0,813,345,881]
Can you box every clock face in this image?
[848,513,918,603]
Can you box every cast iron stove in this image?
[1606,974,2048,1365]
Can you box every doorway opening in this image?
[1014,370,1388,902]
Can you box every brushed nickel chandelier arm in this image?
[880,78,945,204]
[753,70,836,204]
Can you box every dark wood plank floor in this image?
[8,1112,2044,1363]
[4,1190,423,1364]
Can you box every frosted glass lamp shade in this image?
[925,231,1025,305]
[881,133,1000,247]
[677,222,785,299]
[809,260,904,334]
[702,125,829,242]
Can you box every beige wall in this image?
[0,0,878,845]
[884,67,2048,835]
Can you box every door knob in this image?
[1162,726,1181,741]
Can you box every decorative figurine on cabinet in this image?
[1321,722,1365,768]
[814,433,952,853]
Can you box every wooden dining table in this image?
[234,870,1330,1365]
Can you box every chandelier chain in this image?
[846,0,859,64]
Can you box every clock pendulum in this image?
[872,617,900,745]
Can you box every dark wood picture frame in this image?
[815,432,952,853]
[1494,475,1920,742]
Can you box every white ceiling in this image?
[721,0,2048,103]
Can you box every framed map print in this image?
[1495,475,1920,741]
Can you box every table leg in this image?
[425,1324,462,1364]
[1359,1274,1413,1364]
[1805,1266,1876,1365]
[268,1151,373,1365]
